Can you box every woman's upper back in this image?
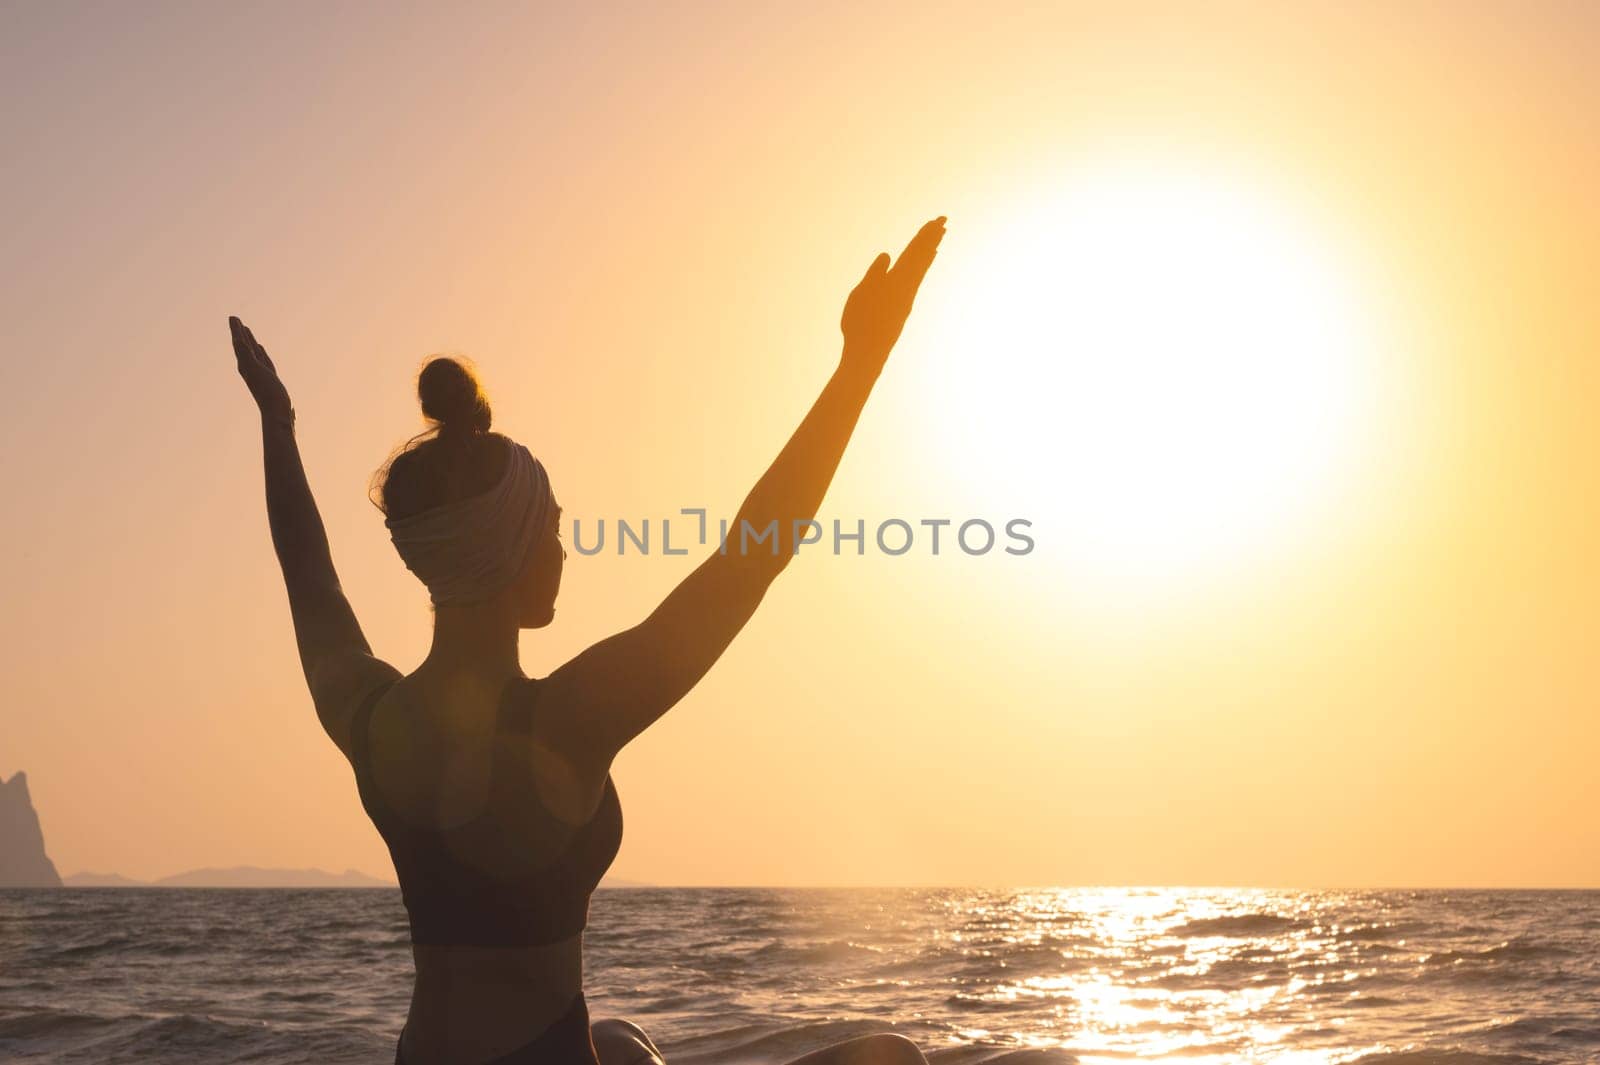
[349,674,622,948]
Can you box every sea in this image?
[1,887,1597,1064]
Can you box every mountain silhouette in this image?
[0,771,63,887]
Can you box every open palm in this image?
[841,216,946,373]
[229,316,292,423]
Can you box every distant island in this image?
[1,771,62,887]
[64,866,396,888]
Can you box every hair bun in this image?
[417,357,492,436]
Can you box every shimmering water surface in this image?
[2,888,1597,1063]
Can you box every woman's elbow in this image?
[720,517,825,578]
[715,530,793,586]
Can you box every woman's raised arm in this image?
[230,317,398,755]
[539,217,946,769]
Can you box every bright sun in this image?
[919,160,1385,592]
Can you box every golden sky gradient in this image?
[4,2,1599,886]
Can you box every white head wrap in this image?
[386,442,553,606]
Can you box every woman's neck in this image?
[424,600,523,679]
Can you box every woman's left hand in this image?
[230,316,294,425]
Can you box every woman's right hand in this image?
[230,316,294,426]
[840,216,947,376]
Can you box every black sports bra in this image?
[350,676,622,947]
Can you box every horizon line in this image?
[46,875,1600,892]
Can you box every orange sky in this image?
[4,2,1599,886]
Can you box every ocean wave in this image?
[1349,1050,1547,1065]
[1174,913,1307,937]
[751,938,889,965]
[665,1019,904,1065]
[1338,921,1428,943]
[0,1005,125,1043]
[1421,938,1572,966]
[926,1047,1079,1065]
[1143,954,1294,990]
[48,933,137,959]
[1467,1014,1600,1047]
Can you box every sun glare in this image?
[921,160,1385,593]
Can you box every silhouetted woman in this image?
[230,217,945,1065]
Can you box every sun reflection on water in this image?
[930,887,1392,1064]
